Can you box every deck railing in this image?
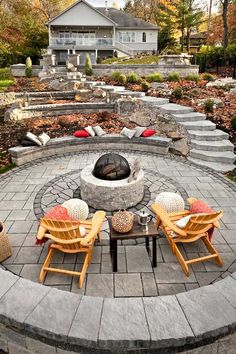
[49,37,113,47]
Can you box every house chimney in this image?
[105,1,108,11]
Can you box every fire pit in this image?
[80,153,144,211]
[93,153,131,181]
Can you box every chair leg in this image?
[39,247,55,284]
[78,253,89,288]
[202,236,224,267]
[173,243,190,276]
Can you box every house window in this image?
[118,32,135,43]
[59,31,70,39]
[142,32,146,42]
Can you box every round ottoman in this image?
[155,192,185,213]
[62,199,89,220]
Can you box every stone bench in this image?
[9,135,171,166]
[0,267,235,353]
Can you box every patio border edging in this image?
[0,268,236,353]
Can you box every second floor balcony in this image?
[49,37,114,48]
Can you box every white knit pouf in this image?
[155,192,185,213]
[62,199,89,220]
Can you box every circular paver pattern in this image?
[0,150,236,298]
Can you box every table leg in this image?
[112,240,117,272]
[152,236,157,267]
[145,237,149,251]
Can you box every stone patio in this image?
[0,150,236,298]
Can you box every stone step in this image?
[180,120,216,131]
[115,90,146,97]
[172,112,206,122]
[95,85,125,92]
[157,103,194,114]
[189,149,236,164]
[140,96,169,105]
[191,139,234,152]
[188,130,229,141]
[188,157,235,173]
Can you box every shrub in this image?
[185,74,199,82]
[84,54,93,76]
[118,73,127,85]
[167,72,180,82]
[231,116,236,130]
[141,80,150,92]
[111,71,122,81]
[126,72,141,84]
[172,87,183,99]
[202,73,214,82]
[146,72,163,82]
[204,99,214,113]
[25,57,32,78]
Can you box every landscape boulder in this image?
[170,138,189,156]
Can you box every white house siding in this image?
[49,2,114,27]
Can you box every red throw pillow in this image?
[141,129,156,137]
[189,200,214,215]
[74,130,90,138]
[44,205,77,222]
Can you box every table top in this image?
[107,215,158,240]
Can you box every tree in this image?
[174,0,204,52]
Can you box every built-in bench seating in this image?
[9,134,171,166]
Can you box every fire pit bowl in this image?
[93,153,131,181]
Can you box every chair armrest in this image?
[43,233,84,245]
[36,225,47,240]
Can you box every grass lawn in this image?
[101,55,159,65]
[0,68,15,92]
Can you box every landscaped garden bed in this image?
[0,111,135,172]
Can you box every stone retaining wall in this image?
[0,268,235,354]
[9,135,171,166]
[10,64,199,78]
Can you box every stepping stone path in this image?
[137,96,236,172]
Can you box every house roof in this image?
[47,0,157,29]
[96,7,158,29]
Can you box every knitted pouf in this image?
[62,199,89,220]
[155,192,185,213]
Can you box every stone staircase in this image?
[137,98,235,173]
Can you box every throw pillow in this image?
[19,138,38,147]
[189,200,214,215]
[141,129,156,138]
[38,132,50,146]
[26,132,42,146]
[44,205,78,222]
[176,214,202,229]
[85,126,95,137]
[74,130,90,138]
[134,126,146,137]
[93,125,106,137]
[120,127,136,140]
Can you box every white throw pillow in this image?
[38,132,50,146]
[120,127,136,140]
[79,226,87,237]
[85,126,95,137]
[26,132,42,146]
[134,126,146,137]
[93,125,106,137]
[176,213,205,229]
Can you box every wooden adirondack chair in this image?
[151,202,223,276]
[36,210,106,288]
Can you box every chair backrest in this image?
[151,203,223,239]
[184,211,223,237]
[40,210,106,249]
[40,218,81,250]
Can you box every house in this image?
[47,0,158,65]
[182,32,207,52]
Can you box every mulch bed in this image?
[0,112,134,170]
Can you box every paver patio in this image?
[0,150,236,298]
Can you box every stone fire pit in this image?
[80,155,144,211]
